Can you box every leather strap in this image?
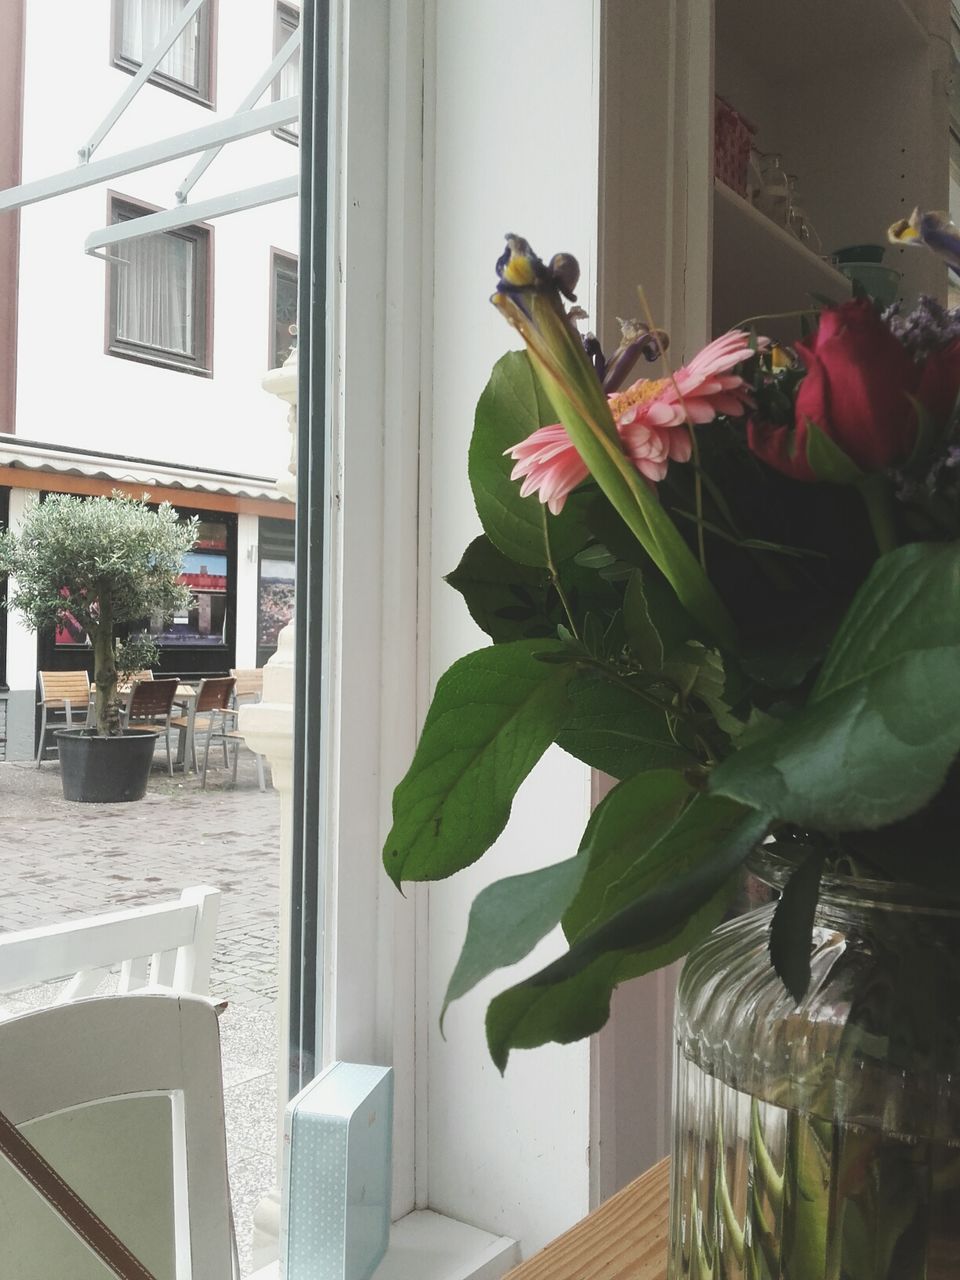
[0,1106,158,1280]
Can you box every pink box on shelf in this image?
[714,97,755,196]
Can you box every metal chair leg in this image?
[35,715,46,767]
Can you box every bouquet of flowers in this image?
[383,233,960,1072]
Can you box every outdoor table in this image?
[89,682,199,771]
[170,684,200,772]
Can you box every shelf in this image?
[712,180,851,340]
[716,0,928,80]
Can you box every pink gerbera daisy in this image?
[505,330,757,513]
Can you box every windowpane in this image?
[119,0,200,86]
[150,519,229,647]
[273,4,300,142]
[108,198,210,375]
[113,0,212,104]
[116,232,195,356]
[271,254,298,367]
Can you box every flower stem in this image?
[542,509,578,638]
[858,473,899,556]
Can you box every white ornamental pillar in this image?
[242,343,297,1268]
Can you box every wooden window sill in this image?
[505,1157,669,1280]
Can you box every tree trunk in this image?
[91,605,120,736]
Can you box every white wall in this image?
[425,0,602,1253]
[15,0,296,484]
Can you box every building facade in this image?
[0,0,298,760]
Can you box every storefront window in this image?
[257,515,295,666]
[151,517,229,646]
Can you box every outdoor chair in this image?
[222,667,268,791]
[0,885,221,1007]
[170,676,235,776]
[229,668,264,703]
[0,994,238,1278]
[35,669,92,767]
[123,677,179,776]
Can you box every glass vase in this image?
[668,854,960,1279]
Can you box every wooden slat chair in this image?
[0,886,222,1006]
[219,667,267,791]
[229,668,263,703]
[170,676,236,777]
[35,670,92,767]
[122,678,180,777]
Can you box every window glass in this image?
[273,3,300,142]
[271,253,298,368]
[108,199,211,375]
[150,518,229,646]
[116,230,195,356]
[257,517,295,666]
[114,0,213,102]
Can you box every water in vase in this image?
[669,1055,960,1279]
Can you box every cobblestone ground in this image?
[0,754,281,1276]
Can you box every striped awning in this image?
[0,435,293,518]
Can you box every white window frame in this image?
[300,0,693,1272]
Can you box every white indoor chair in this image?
[0,993,238,1279]
[0,886,221,1007]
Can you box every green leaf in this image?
[769,852,825,1002]
[441,853,588,1029]
[383,639,575,885]
[623,571,663,670]
[484,887,730,1074]
[445,536,554,643]
[562,774,759,943]
[484,792,769,1069]
[805,420,864,485]
[555,676,694,779]
[711,542,960,830]
[469,351,592,567]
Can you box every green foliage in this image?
[710,542,960,830]
[383,639,577,885]
[468,351,592,568]
[384,269,960,1066]
[0,492,195,735]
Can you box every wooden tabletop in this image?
[505,1157,669,1280]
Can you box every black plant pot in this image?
[55,729,158,803]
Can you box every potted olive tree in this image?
[0,491,197,802]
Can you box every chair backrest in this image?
[38,669,90,706]
[194,676,236,714]
[127,677,179,720]
[229,668,263,704]
[0,994,234,1279]
[0,886,221,1002]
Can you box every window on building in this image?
[112,0,215,106]
[150,517,230,648]
[257,516,295,667]
[107,197,213,377]
[272,2,300,143]
[270,250,298,368]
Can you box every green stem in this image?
[541,509,578,639]
[858,473,899,557]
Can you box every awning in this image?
[0,435,294,520]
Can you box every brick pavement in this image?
[0,755,282,1275]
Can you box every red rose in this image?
[747,300,958,482]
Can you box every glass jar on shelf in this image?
[756,153,790,227]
